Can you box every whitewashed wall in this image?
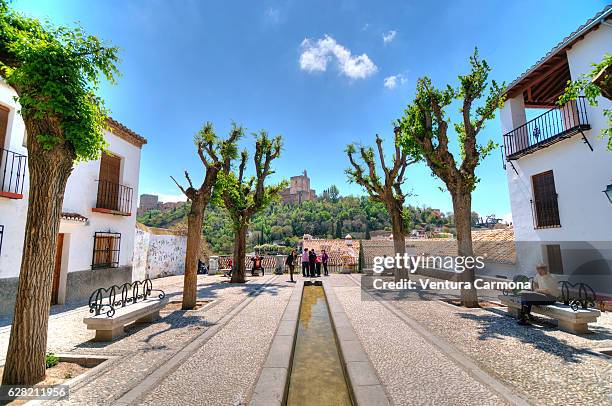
[0,80,29,277]
[501,25,612,278]
[133,224,187,280]
[0,79,143,286]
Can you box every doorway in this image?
[51,233,64,305]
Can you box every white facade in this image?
[0,79,146,308]
[500,18,612,290]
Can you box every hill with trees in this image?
[138,188,455,254]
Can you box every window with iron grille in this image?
[531,170,561,228]
[546,244,564,275]
[92,232,121,269]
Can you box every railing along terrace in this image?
[96,179,133,214]
[0,148,27,198]
[503,97,590,160]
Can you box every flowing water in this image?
[286,284,352,405]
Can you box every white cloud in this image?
[299,35,377,80]
[157,193,188,203]
[382,30,397,44]
[383,74,406,89]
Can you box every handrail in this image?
[503,96,590,159]
[95,179,133,214]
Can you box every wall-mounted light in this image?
[603,183,612,204]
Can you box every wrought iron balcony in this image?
[0,148,27,199]
[93,180,133,216]
[503,97,590,160]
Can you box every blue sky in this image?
[12,0,608,218]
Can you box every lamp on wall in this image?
[604,183,612,204]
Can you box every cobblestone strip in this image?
[137,277,295,406]
[113,275,282,405]
[45,275,280,405]
[335,275,510,406]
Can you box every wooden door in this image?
[51,233,64,305]
[97,152,121,210]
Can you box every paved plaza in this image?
[0,273,610,405]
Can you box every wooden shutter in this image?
[532,171,560,228]
[97,153,121,210]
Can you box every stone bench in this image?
[498,295,601,334]
[84,296,169,341]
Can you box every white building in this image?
[0,79,147,314]
[500,6,612,295]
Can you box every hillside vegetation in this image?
[138,194,454,254]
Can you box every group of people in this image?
[284,248,329,281]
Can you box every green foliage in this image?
[218,130,287,231]
[45,352,59,369]
[559,53,611,150]
[254,243,294,255]
[139,196,453,254]
[396,49,505,192]
[0,0,119,160]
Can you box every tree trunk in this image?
[182,195,204,309]
[388,202,408,282]
[230,222,248,284]
[452,190,479,308]
[2,122,75,385]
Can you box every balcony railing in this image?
[93,180,133,216]
[0,148,27,199]
[531,195,561,229]
[503,97,590,160]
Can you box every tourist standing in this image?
[309,249,317,277]
[315,255,322,277]
[286,250,296,282]
[322,249,329,276]
[301,249,309,277]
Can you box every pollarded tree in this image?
[220,131,286,283]
[346,127,414,280]
[0,2,119,384]
[171,122,242,309]
[396,49,505,307]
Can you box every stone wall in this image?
[133,223,187,280]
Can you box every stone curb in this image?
[113,275,281,406]
[322,279,392,406]
[347,274,533,406]
[249,280,303,406]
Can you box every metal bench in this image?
[499,280,601,334]
[83,279,167,341]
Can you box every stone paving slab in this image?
[332,275,508,406]
[137,276,295,406]
[28,274,281,405]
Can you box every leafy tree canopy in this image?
[0,0,119,159]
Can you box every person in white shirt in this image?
[518,264,559,325]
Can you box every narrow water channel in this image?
[286,284,352,406]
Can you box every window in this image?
[531,170,560,228]
[0,225,4,255]
[92,232,121,269]
[97,152,121,211]
[546,244,564,274]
